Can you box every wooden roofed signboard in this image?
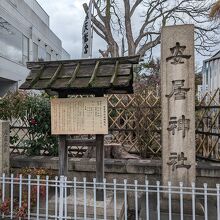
[20,56,140,135]
[20,55,140,195]
[20,56,140,95]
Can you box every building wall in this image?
[0,78,17,96]
[23,0,49,26]
[202,53,220,94]
[62,48,71,60]
[0,0,70,96]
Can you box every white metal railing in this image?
[0,173,219,219]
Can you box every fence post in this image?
[0,120,10,175]
[0,120,10,201]
[59,176,65,220]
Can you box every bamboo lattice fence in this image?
[196,88,220,160]
[10,89,220,160]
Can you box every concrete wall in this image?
[23,0,49,26]
[0,78,17,96]
[10,155,220,188]
[62,48,71,60]
[0,56,29,86]
[0,0,62,51]
[0,0,70,96]
[0,0,63,56]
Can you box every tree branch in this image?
[88,0,219,57]
[93,26,106,41]
[92,0,105,22]
[123,0,135,55]
[83,3,106,36]
[137,35,161,57]
[130,0,143,17]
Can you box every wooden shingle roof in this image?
[20,56,140,94]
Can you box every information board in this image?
[51,97,108,135]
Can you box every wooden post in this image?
[0,120,10,198]
[58,135,68,176]
[0,120,10,175]
[58,92,68,177]
[95,93,105,201]
[96,134,104,201]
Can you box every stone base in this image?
[139,194,217,220]
[160,198,204,216]
[140,212,206,220]
[48,190,125,220]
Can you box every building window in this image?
[33,43,38,61]
[38,46,46,61]
[206,63,208,85]
[46,52,51,61]
[56,54,61,60]
[22,35,29,65]
[51,51,56,61]
[0,17,22,64]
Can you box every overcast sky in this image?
[37,0,106,59]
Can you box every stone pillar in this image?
[0,121,10,175]
[161,25,195,187]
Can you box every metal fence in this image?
[0,173,219,219]
[9,89,220,160]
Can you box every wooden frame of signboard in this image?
[56,92,107,200]
[20,55,139,200]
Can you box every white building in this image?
[202,50,220,95]
[0,0,70,96]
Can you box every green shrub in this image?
[0,91,58,156]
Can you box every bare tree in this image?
[210,0,220,18]
[83,0,220,57]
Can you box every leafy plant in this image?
[0,168,54,218]
[0,91,58,156]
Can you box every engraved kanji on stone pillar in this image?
[167,117,178,135]
[166,42,191,65]
[161,25,195,187]
[178,115,190,138]
[167,115,190,138]
[166,80,190,100]
[167,152,191,171]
